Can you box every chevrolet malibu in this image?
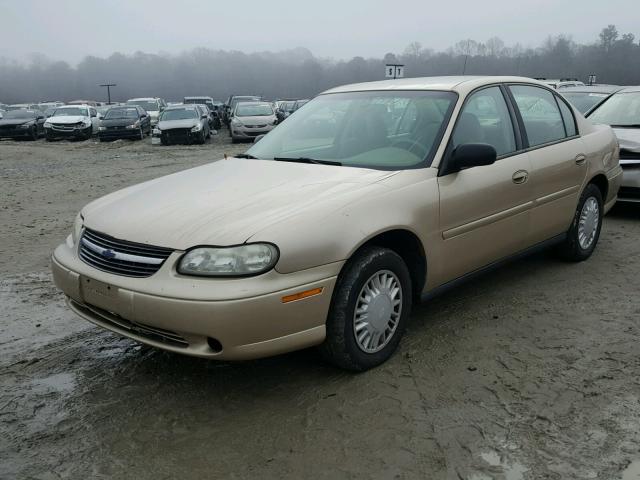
[52,76,622,371]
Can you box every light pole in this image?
[99,83,117,104]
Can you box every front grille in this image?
[245,124,268,129]
[162,129,192,144]
[79,228,173,278]
[72,300,188,348]
[51,123,77,131]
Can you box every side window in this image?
[452,86,516,157]
[510,85,566,147]
[556,97,577,137]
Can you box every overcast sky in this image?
[1,0,638,64]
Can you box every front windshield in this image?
[236,104,273,116]
[53,107,88,117]
[128,101,158,112]
[161,108,198,121]
[4,110,36,119]
[247,90,457,170]
[563,92,610,114]
[589,92,640,126]
[105,108,139,120]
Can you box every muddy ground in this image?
[1,133,639,480]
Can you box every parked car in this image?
[38,101,64,112]
[223,95,261,126]
[536,78,586,89]
[126,97,166,126]
[184,96,218,114]
[586,86,640,203]
[68,100,98,107]
[191,104,217,133]
[153,105,209,145]
[230,101,278,142]
[6,103,40,111]
[293,99,310,110]
[44,105,99,140]
[560,85,623,114]
[275,100,298,122]
[97,105,152,141]
[51,76,621,371]
[0,109,45,140]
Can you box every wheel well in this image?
[588,174,608,201]
[356,230,427,301]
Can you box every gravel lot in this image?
[1,133,639,480]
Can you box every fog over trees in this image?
[1,25,638,103]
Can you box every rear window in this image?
[509,85,566,147]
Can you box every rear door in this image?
[437,85,533,283]
[508,85,587,244]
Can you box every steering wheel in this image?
[390,138,430,158]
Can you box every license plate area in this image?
[80,276,119,311]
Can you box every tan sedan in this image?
[52,76,622,371]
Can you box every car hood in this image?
[0,118,33,127]
[157,119,199,130]
[613,127,640,153]
[48,115,89,124]
[237,115,275,125]
[82,159,396,250]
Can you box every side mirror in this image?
[141,114,147,118]
[449,143,497,173]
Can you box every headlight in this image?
[19,122,34,128]
[70,212,83,245]
[44,122,52,128]
[231,119,242,126]
[178,244,279,277]
[98,126,106,131]
[126,121,140,129]
[191,123,202,132]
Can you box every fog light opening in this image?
[207,337,223,353]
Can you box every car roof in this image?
[618,86,640,93]
[128,97,159,102]
[165,104,198,110]
[184,96,213,100]
[560,85,623,94]
[322,76,549,95]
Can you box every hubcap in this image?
[353,270,402,354]
[578,197,599,250]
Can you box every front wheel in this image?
[319,247,412,371]
[556,183,603,262]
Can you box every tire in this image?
[555,183,603,262]
[84,128,92,140]
[138,127,144,140]
[29,126,38,141]
[231,136,238,144]
[319,246,412,371]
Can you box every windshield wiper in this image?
[611,124,640,128]
[273,157,342,166]
[234,153,259,159]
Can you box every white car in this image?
[44,105,100,141]
[126,97,166,126]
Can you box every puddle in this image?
[622,460,640,480]
[31,372,77,393]
[470,451,528,480]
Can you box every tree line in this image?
[0,25,638,104]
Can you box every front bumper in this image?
[618,162,640,203]
[0,127,33,138]
[98,128,141,140]
[231,125,274,139]
[51,240,340,360]
[158,128,201,144]
[45,126,91,138]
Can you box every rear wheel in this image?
[556,183,603,262]
[319,247,412,371]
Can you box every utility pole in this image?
[99,83,117,104]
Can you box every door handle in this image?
[512,170,529,184]
[575,154,587,166]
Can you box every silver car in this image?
[587,86,640,203]
[230,102,278,143]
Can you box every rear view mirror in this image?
[450,143,497,172]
